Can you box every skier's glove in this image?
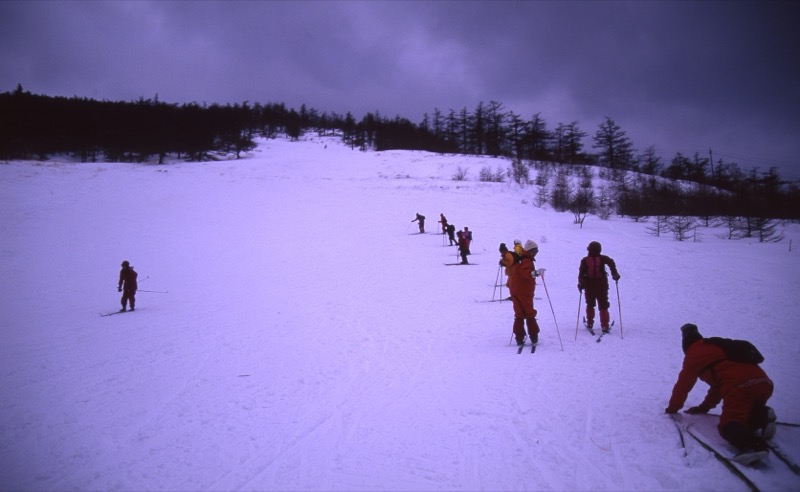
[532,268,545,278]
[577,284,583,292]
[685,406,709,415]
[118,287,122,292]
[664,407,678,414]
[612,274,621,281]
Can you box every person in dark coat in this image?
[508,240,540,347]
[438,213,448,235]
[412,213,425,233]
[446,223,456,246]
[665,324,775,460]
[577,241,620,333]
[118,260,138,312]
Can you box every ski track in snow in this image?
[1,136,799,491]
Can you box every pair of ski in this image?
[584,319,614,343]
[516,339,537,354]
[676,415,800,492]
[685,424,800,491]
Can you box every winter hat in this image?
[121,260,130,267]
[513,239,521,245]
[587,241,602,255]
[524,240,538,252]
[499,243,508,252]
[681,323,703,353]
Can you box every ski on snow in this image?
[100,308,141,317]
[514,339,538,354]
[444,263,478,266]
[583,318,616,342]
[684,420,800,492]
[767,442,800,476]
[583,317,595,336]
[595,322,615,343]
[685,423,761,492]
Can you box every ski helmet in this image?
[587,241,602,254]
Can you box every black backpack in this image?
[704,337,764,364]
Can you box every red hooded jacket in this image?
[507,250,535,298]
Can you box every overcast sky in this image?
[2,1,798,179]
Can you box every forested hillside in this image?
[2,85,797,228]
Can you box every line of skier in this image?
[411,212,473,264]
[413,211,622,348]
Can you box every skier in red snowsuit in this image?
[508,240,540,347]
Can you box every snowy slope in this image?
[2,136,799,491]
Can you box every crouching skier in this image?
[665,323,776,464]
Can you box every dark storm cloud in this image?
[1,1,798,177]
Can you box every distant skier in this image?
[438,213,448,235]
[117,260,138,312]
[508,240,540,347]
[665,323,775,463]
[412,213,425,234]
[462,227,473,254]
[446,223,456,246]
[456,230,469,264]
[577,241,620,333]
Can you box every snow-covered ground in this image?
[2,136,799,491]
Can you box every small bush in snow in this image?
[452,166,469,181]
[479,166,505,182]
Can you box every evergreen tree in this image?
[593,117,634,169]
[525,113,551,162]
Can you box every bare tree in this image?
[510,157,529,185]
[669,216,696,241]
[647,216,670,237]
[570,184,594,227]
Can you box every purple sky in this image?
[2,1,798,179]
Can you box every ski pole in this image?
[492,265,502,301]
[669,414,687,457]
[540,272,564,351]
[575,289,582,341]
[615,280,623,339]
[137,289,169,293]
